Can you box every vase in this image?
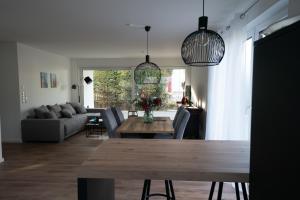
[143,111,154,123]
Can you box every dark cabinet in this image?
[183,107,204,139]
[250,20,300,200]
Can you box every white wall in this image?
[17,43,71,119]
[0,42,22,142]
[289,0,300,17]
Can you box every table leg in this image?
[208,182,216,200]
[235,182,240,200]
[241,183,248,200]
[78,178,114,200]
[217,182,223,200]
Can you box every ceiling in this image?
[0,0,254,58]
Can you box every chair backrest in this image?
[172,106,185,128]
[111,107,125,126]
[173,109,190,140]
[100,108,119,138]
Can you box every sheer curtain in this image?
[206,19,252,141]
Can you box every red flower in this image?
[135,96,161,112]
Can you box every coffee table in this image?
[85,116,104,137]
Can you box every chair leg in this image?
[165,180,171,200]
[217,182,223,200]
[235,182,240,200]
[241,183,248,200]
[208,182,216,200]
[141,180,148,200]
[168,180,176,200]
[146,180,151,200]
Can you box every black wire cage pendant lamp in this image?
[134,26,161,84]
[181,0,225,66]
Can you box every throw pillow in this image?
[60,104,76,115]
[34,105,50,119]
[61,108,73,118]
[44,111,58,119]
[47,104,62,118]
[68,102,87,114]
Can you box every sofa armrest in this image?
[21,119,64,142]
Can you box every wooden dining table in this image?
[77,139,250,200]
[116,116,174,137]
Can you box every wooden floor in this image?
[0,132,240,200]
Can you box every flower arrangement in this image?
[134,96,161,123]
[135,96,161,112]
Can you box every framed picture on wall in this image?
[50,73,57,88]
[40,72,49,88]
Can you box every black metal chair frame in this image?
[209,182,248,200]
[141,179,175,200]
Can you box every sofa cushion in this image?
[34,105,50,119]
[63,114,88,136]
[47,104,62,118]
[60,104,76,115]
[44,111,58,119]
[61,109,73,118]
[68,102,87,114]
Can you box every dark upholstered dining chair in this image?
[142,109,190,200]
[172,106,185,128]
[111,106,125,126]
[100,108,119,138]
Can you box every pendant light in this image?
[134,26,161,84]
[181,0,225,66]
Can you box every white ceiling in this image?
[0,0,254,58]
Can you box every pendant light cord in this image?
[202,0,205,16]
[147,31,149,55]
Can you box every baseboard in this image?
[2,138,22,143]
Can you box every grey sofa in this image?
[21,108,103,142]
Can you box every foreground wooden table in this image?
[78,139,250,200]
[116,117,174,137]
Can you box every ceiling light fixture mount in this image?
[181,0,225,66]
[134,26,161,85]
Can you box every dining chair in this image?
[172,106,185,128]
[111,106,125,126]
[142,109,190,200]
[100,107,119,138]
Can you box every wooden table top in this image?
[78,139,250,182]
[116,117,174,135]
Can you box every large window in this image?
[83,68,185,110]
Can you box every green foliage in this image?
[93,70,132,109]
[92,68,180,110]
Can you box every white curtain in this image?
[206,19,252,141]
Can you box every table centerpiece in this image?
[134,96,161,123]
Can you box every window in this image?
[83,68,185,110]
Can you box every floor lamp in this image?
[71,76,93,103]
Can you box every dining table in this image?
[77,139,250,200]
[116,116,174,137]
